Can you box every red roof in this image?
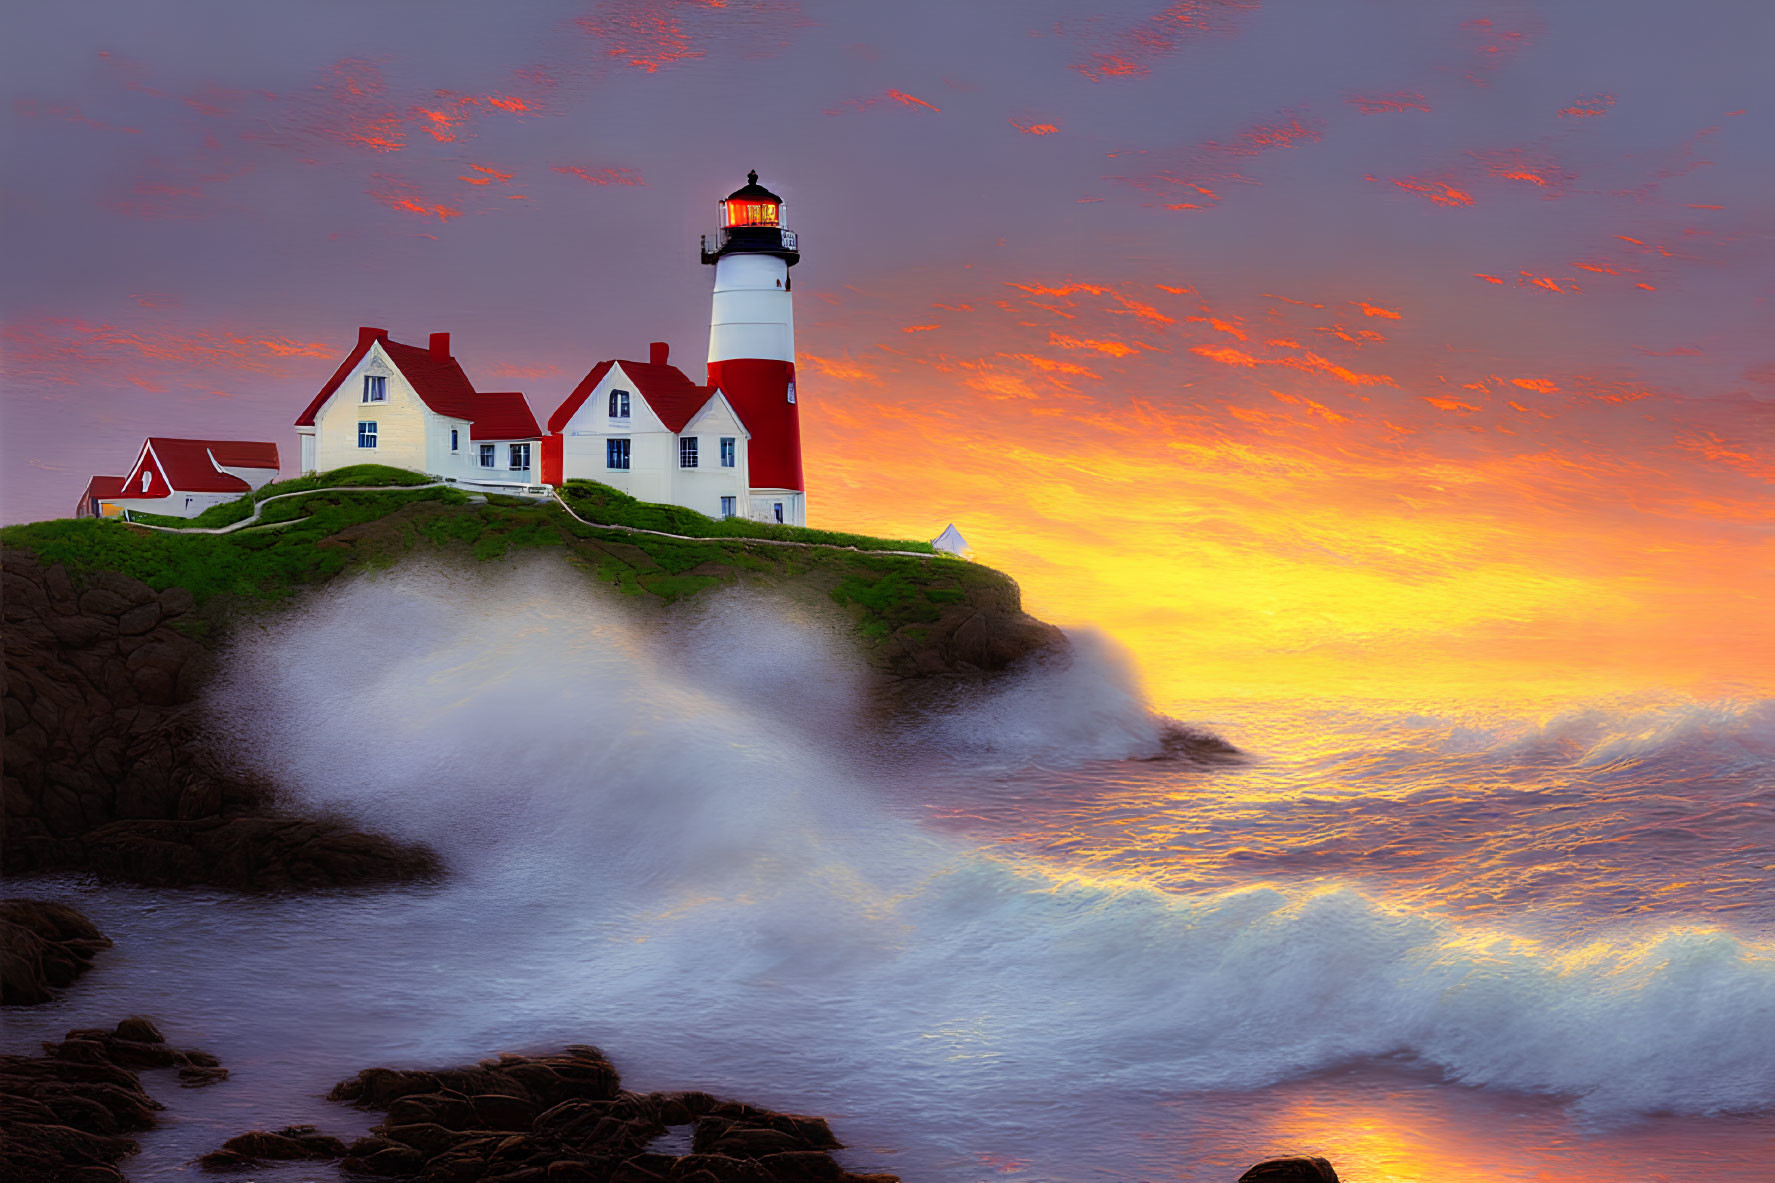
[547,361,615,434]
[296,328,539,438]
[138,438,278,493]
[548,359,721,435]
[295,328,385,427]
[469,392,542,440]
[83,475,127,501]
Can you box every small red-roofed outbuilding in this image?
[106,438,281,519]
[75,475,128,519]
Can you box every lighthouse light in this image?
[725,199,780,228]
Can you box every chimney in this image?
[357,326,389,346]
[430,332,452,361]
[650,341,670,367]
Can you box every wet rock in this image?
[111,1016,162,1043]
[41,1019,227,1088]
[197,1124,348,1171]
[1238,1156,1340,1182]
[0,1015,220,1182]
[222,1046,898,1183]
[0,899,112,1006]
[2,550,440,892]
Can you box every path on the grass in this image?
[127,482,943,560]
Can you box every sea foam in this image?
[203,562,1775,1125]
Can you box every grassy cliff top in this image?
[3,467,1008,655]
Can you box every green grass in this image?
[3,487,467,606]
[559,480,936,553]
[126,465,437,530]
[5,474,995,647]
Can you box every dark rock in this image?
[117,601,161,635]
[385,1092,477,1130]
[756,1150,844,1181]
[1238,1156,1340,1182]
[77,588,134,617]
[196,1149,259,1172]
[0,899,112,1006]
[347,1144,427,1176]
[382,1120,474,1156]
[473,1092,541,1130]
[2,550,440,892]
[0,1015,220,1182]
[219,1046,897,1183]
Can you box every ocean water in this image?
[6,563,1772,1182]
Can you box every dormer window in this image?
[609,389,630,418]
[363,375,386,403]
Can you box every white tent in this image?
[931,523,971,557]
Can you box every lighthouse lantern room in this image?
[702,171,805,525]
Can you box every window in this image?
[607,438,630,470]
[786,381,796,405]
[773,502,784,523]
[720,496,736,518]
[363,375,386,403]
[140,469,151,493]
[479,444,495,468]
[609,389,630,418]
[450,428,459,452]
[679,437,698,468]
[720,437,736,468]
[358,421,378,448]
[508,443,531,470]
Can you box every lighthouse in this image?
[702,170,804,526]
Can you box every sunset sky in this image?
[4,1,1771,703]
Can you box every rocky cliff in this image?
[2,550,440,889]
[2,490,1064,889]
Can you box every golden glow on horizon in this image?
[801,274,1773,706]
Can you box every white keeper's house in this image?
[295,328,541,486]
[543,343,759,522]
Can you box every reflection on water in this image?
[916,697,1775,927]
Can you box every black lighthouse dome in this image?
[702,169,799,266]
[724,169,782,206]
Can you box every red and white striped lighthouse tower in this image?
[702,171,804,525]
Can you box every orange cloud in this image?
[1559,93,1615,119]
[574,4,706,73]
[367,174,463,222]
[1190,344,1396,388]
[1111,109,1324,209]
[826,89,941,116]
[553,164,646,186]
[1458,15,1543,85]
[1510,378,1560,394]
[1050,332,1146,357]
[1011,119,1060,136]
[1345,91,1430,114]
[460,164,516,185]
[1356,301,1401,319]
[1388,175,1475,207]
[1065,0,1261,82]
[1517,271,1575,294]
[1472,146,1574,198]
[886,89,940,113]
